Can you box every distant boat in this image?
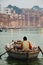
[0,29,2,32]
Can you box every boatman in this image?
[5,40,14,51]
[22,36,32,51]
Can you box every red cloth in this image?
[29,42,32,49]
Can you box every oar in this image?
[38,46,43,55]
[0,48,13,58]
[0,41,16,58]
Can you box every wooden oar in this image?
[0,40,16,58]
[0,48,13,58]
[38,46,43,55]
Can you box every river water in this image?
[0,28,43,65]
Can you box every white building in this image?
[3,7,11,14]
[3,7,16,15]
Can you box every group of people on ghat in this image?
[6,36,32,52]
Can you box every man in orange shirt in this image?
[22,36,32,51]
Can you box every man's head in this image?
[12,40,14,42]
[23,36,27,41]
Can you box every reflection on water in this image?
[10,29,14,33]
[10,29,14,40]
[40,28,43,34]
[6,56,43,65]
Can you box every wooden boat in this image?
[5,42,40,60]
[7,48,40,60]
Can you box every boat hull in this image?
[7,49,40,60]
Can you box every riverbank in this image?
[0,27,43,29]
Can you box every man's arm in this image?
[29,42,32,49]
